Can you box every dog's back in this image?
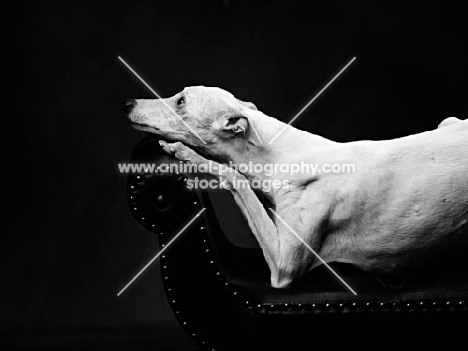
[327,121,468,275]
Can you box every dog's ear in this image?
[236,98,258,111]
[219,111,263,147]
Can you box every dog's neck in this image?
[220,111,334,179]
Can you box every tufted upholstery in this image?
[128,136,468,350]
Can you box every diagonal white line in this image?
[117,208,206,296]
[268,208,357,295]
[249,119,264,146]
[268,57,356,145]
[118,56,207,145]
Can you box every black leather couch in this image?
[128,136,468,350]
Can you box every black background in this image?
[3,1,467,350]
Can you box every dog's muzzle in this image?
[123,98,136,114]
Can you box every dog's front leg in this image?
[158,140,281,269]
[159,141,317,288]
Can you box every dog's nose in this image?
[123,98,136,114]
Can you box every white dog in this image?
[125,86,468,288]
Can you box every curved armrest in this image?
[126,136,254,350]
[127,136,203,235]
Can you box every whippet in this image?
[124,86,468,288]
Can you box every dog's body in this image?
[125,86,468,288]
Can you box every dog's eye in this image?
[176,96,185,106]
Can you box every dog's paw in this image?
[159,140,206,165]
[157,141,244,187]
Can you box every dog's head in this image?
[124,86,262,156]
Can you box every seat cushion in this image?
[228,248,468,308]
[228,252,398,304]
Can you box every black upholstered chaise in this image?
[128,135,467,350]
